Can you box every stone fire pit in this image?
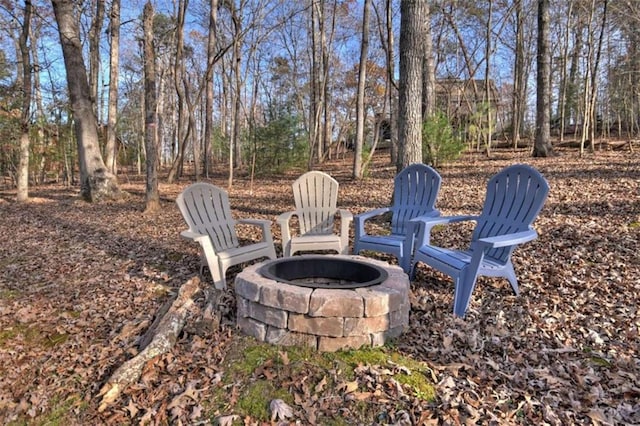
[235,255,410,352]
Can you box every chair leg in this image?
[504,262,519,295]
[209,264,227,290]
[452,271,479,317]
[399,254,411,274]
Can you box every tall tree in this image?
[511,0,527,148]
[88,0,104,120]
[105,0,120,174]
[143,0,159,212]
[484,0,493,157]
[204,0,219,178]
[51,0,121,201]
[353,0,370,179]
[385,0,398,165]
[398,0,427,170]
[16,0,33,202]
[167,0,189,184]
[533,0,555,157]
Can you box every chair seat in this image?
[219,241,276,261]
[356,234,406,250]
[289,234,343,255]
[415,246,506,274]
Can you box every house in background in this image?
[435,78,508,135]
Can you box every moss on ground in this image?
[206,336,436,423]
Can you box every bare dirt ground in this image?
[0,148,638,425]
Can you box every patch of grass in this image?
[0,289,20,299]
[590,356,612,367]
[6,395,85,426]
[629,221,640,229]
[0,324,42,347]
[0,323,68,349]
[44,333,69,348]
[236,380,291,421]
[330,346,436,401]
[207,337,437,422]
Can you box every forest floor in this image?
[0,147,638,425]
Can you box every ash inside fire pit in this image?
[259,255,388,289]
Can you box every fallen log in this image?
[97,276,202,412]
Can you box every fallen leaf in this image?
[270,398,293,421]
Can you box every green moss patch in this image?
[206,336,436,423]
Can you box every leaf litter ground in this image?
[0,149,638,425]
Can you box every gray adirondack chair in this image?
[353,163,442,273]
[410,164,550,317]
[277,171,353,257]
[177,182,277,289]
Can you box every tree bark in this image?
[204,0,219,178]
[167,0,189,184]
[353,0,370,179]
[143,1,159,213]
[398,0,428,170]
[17,0,33,203]
[386,0,398,165]
[533,0,555,157]
[52,0,121,201]
[88,0,104,121]
[105,0,120,174]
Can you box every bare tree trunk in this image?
[204,0,219,178]
[511,0,526,149]
[167,0,189,184]
[557,1,574,144]
[31,19,47,185]
[105,0,120,175]
[143,1,159,213]
[484,0,493,157]
[533,0,555,157]
[587,0,608,153]
[88,0,104,121]
[422,1,435,118]
[386,0,398,165]
[52,0,121,201]
[353,0,370,179]
[17,0,33,203]
[398,0,427,170]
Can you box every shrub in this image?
[422,112,465,167]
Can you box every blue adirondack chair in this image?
[354,163,442,273]
[410,164,549,317]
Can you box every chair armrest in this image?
[276,211,296,226]
[411,215,478,246]
[355,207,391,223]
[337,209,354,235]
[354,207,391,239]
[180,230,209,243]
[276,211,296,256]
[337,209,353,254]
[237,218,274,244]
[475,229,538,249]
[337,209,353,224]
[410,214,476,226]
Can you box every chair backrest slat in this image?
[177,183,239,251]
[293,171,339,235]
[391,164,442,235]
